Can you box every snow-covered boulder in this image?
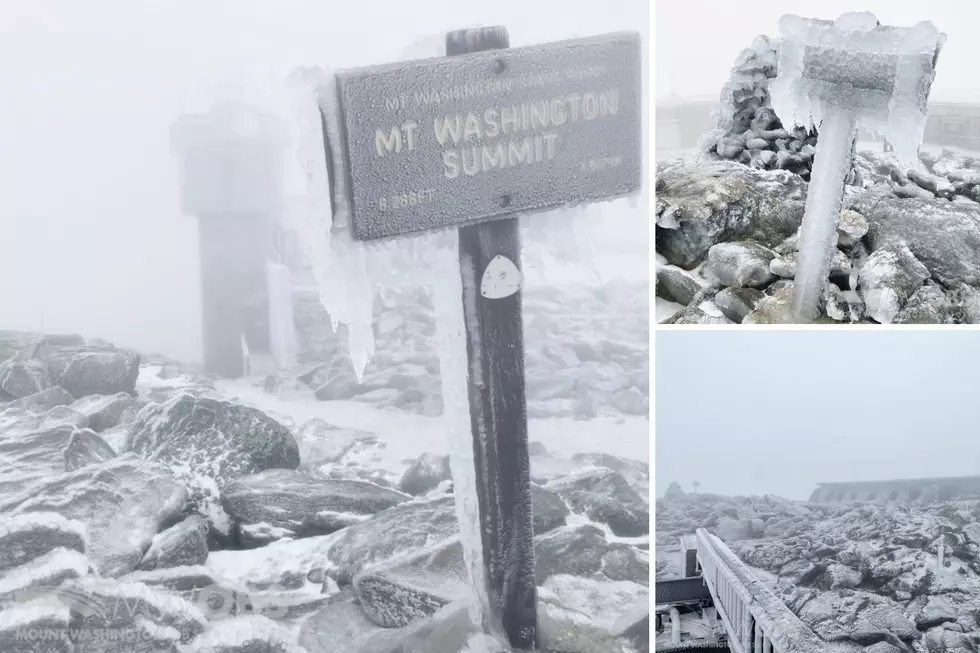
[0,454,187,577]
[547,468,649,537]
[63,428,116,471]
[221,469,409,547]
[128,394,300,537]
[138,516,209,571]
[397,453,451,496]
[0,513,87,572]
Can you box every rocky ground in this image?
[0,329,650,653]
[291,283,649,419]
[657,486,980,653]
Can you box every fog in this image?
[656,0,980,104]
[1,0,648,364]
[656,330,980,501]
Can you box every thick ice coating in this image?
[771,12,945,168]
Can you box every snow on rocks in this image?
[546,467,649,537]
[707,241,779,289]
[857,242,931,325]
[397,453,451,496]
[182,615,305,653]
[0,454,187,577]
[138,515,210,571]
[0,512,87,572]
[63,428,117,471]
[220,469,409,547]
[128,393,300,538]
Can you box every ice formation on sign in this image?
[285,69,501,643]
[769,12,944,321]
[771,12,944,167]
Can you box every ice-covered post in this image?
[171,101,285,377]
[328,28,642,648]
[770,12,944,322]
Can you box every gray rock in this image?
[221,469,409,547]
[548,468,649,537]
[295,417,377,468]
[326,496,459,585]
[798,589,919,645]
[659,306,733,324]
[769,250,851,280]
[298,598,386,653]
[0,420,77,497]
[128,393,300,535]
[656,265,702,306]
[530,483,570,535]
[664,481,685,500]
[398,453,451,496]
[11,386,74,413]
[854,190,980,288]
[707,241,779,288]
[0,360,48,400]
[534,524,609,584]
[714,286,765,322]
[180,615,299,653]
[56,350,141,399]
[138,515,209,571]
[69,392,136,432]
[0,454,188,577]
[838,209,870,248]
[893,284,951,324]
[609,387,648,416]
[0,602,72,653]
[858,242,931,324]
[0,512,86,572]
[64,428,116,471]
[354,539,468,628]
[656,159,808,269]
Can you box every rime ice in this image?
[770,12,944,321]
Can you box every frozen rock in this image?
[656,265,702,306]
[128,394,300,535]
[326,496,459,585]
[0,454,187,577]
[295,417,378,468]
[714,286,765,322]
[660,306,733,324]
[797,589,919,645]
[221,469,408,547]
[182,615,300,653]
[858,242,931,324]
[11,386,74,413]
[0,512,86,572]
[354,539,468,628]
[769,249,851,280]
[529,483,570,535]
[893,284,951,324]
[398,453,451,496]
[69,392,137,432]
[656,159,807,269]
[63,427,116,471]
[837,210,869,247]
[0,547,92,597]
[138,516,209,571]
[664,482,685,500]
[707,241,778,288]
[547,468,649,537]
[608,387,648,416]
[0,601,72,653]
[0,360,48,399]
[0,421,77,497]
[854,190,980,287]
[56,350,141,400]
[298,598,386,653]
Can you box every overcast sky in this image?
[656,331,980,501]
[656,0,980,104]
[0,0,647,363]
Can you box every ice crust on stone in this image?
[771,12,945,168]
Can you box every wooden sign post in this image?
[328,27,642,649]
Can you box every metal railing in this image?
[695,528,863,653]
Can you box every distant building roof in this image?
[816,475,980,488]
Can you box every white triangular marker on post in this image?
[480,255,522,299]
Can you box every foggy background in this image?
[0,0,648,364]
[656,330,980,501]
[656,0,980,104]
